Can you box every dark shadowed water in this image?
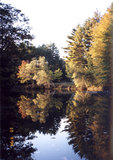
[1,90,113,160]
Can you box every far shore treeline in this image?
[0,2,113,91]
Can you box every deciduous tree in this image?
[0,2,33,87]
[17,56,52,87]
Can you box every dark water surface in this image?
[1,90,113,160]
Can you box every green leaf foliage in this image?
[52,68,63,82]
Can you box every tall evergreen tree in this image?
[89,3,113,88]
[64,13,100,89]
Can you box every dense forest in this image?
[0,2,113,91]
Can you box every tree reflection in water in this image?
[65,91,110,160]
[1,92,37,160]
[1,91,70,159]
[1,90,112,160]
[17,91,63,123]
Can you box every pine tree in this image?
[64,13,100,89]
[89,3,113,88]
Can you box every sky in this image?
[1,0,113,57]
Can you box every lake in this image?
[1,90,113,160]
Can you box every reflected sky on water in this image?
[28,118,83,160]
